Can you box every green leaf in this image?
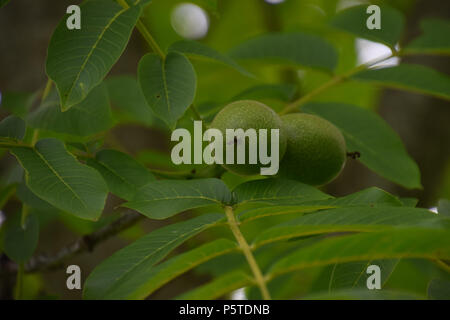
[239,205,334,224]
[105,75,154,126]
[253,206,445,248]
[438,199,450,218]
[319,259,398,293]
[0,0,10,8]
[83,213,224,300]
[176,270,252,300]
[87,149,155,201]
[0,184,16,209]
[11,138,108,220]
[405,19,450,55]
[427,279,450,300]
[304,288,422,300]
[303,103,422,189]
[307,187,403,207]
[169,40,251,76]
[331,5,405,48]
[230,32,338,72]
[269,229,450,278]
[138,52,197,129]
[106,239,238,299]
[232,84,297,102]
[46,0,141,110]
[190,0,218,16]
[16,182,59,214]
[3,213,39,263]
[353,64,450,101]
[0,91,35,117]
[0,115,26,140]
[233,178,331,206]
[399,197,419,207]
[124,178,231,219]
[27,84,112,137]
[238,187,402,224]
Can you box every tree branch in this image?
[1,211,143,276]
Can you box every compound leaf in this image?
[269,229,450,278]
[83,213,224,299]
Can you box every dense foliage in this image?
[0,0,449,300]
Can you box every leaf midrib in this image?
[34,147,87,210]
[65,5,129,108]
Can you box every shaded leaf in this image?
[253,206,445,247]
[176,270,252,300]
[3,213,39,263]
[304,103,422,189]
[405,19,450,55]
[28,84,112,136]
[304,288,422,300]
[138,52,197,129]
[124,178,231,219]
[239,205,334,224]
[230,32,338,71]
[0,91,35,117]
[331,5,404,48]
[233,178,331,206]
[11,138,108,220]
[232,84,297,102]
[83,213,224,300]
[105,239,237,299]
[169,40,250,76]
[239,187,402,224]
[427,279,450,300]
[306,187,403,207]
[438,199,450,218]
[324,259,398,292]
[269,229,450,277]
[353,64,450,101]
[0,115,25,140]
[87,149,155,201]
[0,0,11,8]
[399,197,419,207]
[46,0,141,110]
[105,75,154,126]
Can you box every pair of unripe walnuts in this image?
[210,100,347,186]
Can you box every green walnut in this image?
[210,100,287,176]
[278,113,346,185]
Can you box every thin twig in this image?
[279,53,396,115]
